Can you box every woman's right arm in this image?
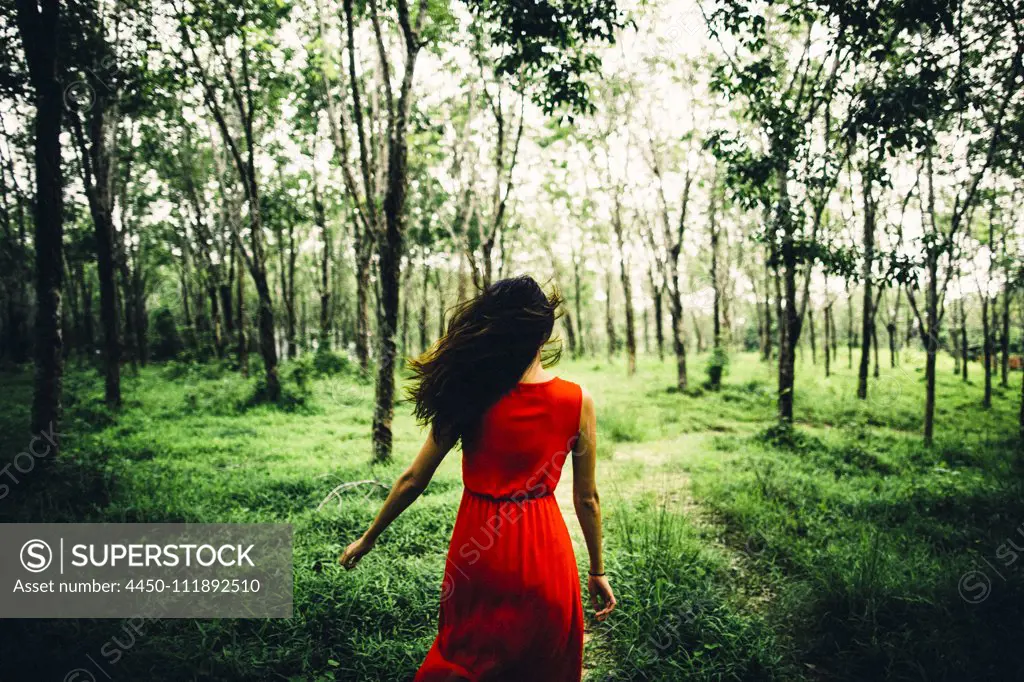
[339,429,452,570]
[573,389,616,621]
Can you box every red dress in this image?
[415,377,585,681]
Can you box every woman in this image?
[339,275,616,681]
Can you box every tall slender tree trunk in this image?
[662,176,692,387]
[960,297,968,382]
[952,301,961,374]
[888,321,897,369]
[252,270,279,396]
[857,185,875,400]
[775,159,799,423]
[82,272,95,353]
[312,183,330,351]
[371,29,423,463]
[418,264,429,354]
[135,278,148,366]
[1019,302,1024,443]
[220,258,234,339]
[925,342,937,443]
[762,264,773,362]
[773,260,785,369]
[62,256,79,356]
[872,320,879,378]
[355,252,371,370]
[1020,352,1024,442]
[824,304,832,377]
[275,207,298,361]
[642,308,650,354]
[0,162,30,363]
[573,253,585,358]
[208,284,223,357]
[456,252,468,303]
[74,101,122,407]
[751,278,763,360]
[808,308,816,366]
[604,267,617,362]
[709,176,723,388]
[890,287,901,367]
[121,280,136,371]
[982,294,992,408]
[180,255,194,345]
[847,285,855,370]
[651,274,664,362]
[17,0,64,448]
[286,222,298,359]
[400,264,412,359]
[563,310,578,357]
[923,260,939,446]
[550,245,577,358]
[778,274,797,423]
[669,287,686,389]
[1000,235,1010,387]
[982,213,995,406]
[333,255,346,350]
[831,303,839,360]
[231,237,246,375]
[612,200,636,376]
[236,180,280,398]
[435,270,446,340]
[372,191,404,463]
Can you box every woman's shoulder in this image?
[551,377,592,410]
[550,379,591,434]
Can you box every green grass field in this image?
[1,350,1022,680]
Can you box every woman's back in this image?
[462,377,583,500]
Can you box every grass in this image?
[0,348,1021,680]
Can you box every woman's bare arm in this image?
[340,430,452,569]
[573,389,616,619]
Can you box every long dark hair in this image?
[407,275,562,447]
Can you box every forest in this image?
[1,0,1024,679]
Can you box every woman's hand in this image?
[588,574,617,621]
[338,535,375,570]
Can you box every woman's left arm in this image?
[339,429,452,570]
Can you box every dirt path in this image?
[555,434,708,677]
[556,430,770,678]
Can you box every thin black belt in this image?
[464,487,554,503]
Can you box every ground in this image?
[0,349,1022,681]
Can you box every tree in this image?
[647,126,699,390]
[707,165,725,388]
[899,2,1023,444]
[592,88,638,376]
[177,0,289,401]
[0,118,32,364]
[14,0,65,449]
[706,3,852,420]
[465,27,527,290]
[66,0,144,406]
[323,0,431,461]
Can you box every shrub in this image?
[312,349,357,377]
[601,408,644,443]
[706,346,730,389]
[245,357,314,411]
[756,422,823,453]
[150,307,183,361]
